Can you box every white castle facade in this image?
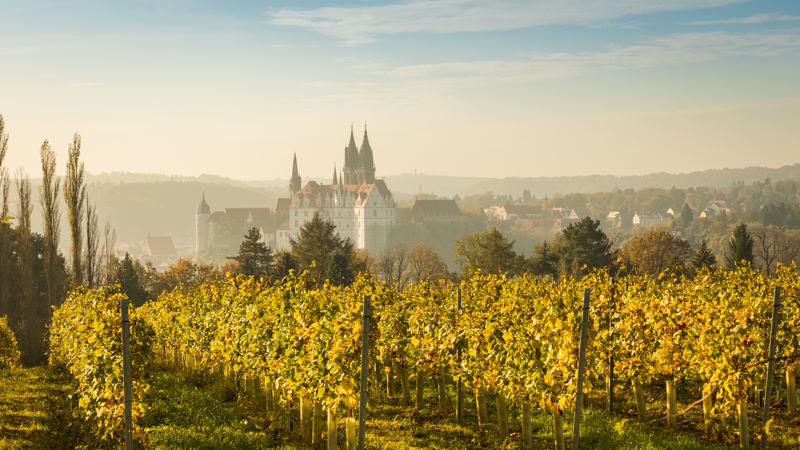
[195,125,396,258]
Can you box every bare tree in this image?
[85,197,99,288]
[101,220,117,285]
[407,242,449,285]
[751,225,800,275]
[64,133,86,286]
[375,244,409,289]
[39,141,61,305]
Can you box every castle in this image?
[195,125,396,259]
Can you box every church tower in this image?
[290,153,302,196]
[359,124,376,184]
[343,124,359,184]
[195,193,210,258]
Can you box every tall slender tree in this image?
[101,221,117,285]
[85,197,99,287]
[0,115,9,316]
[15,170,34,341]
[39,141,61,305]
[64,133,86,286]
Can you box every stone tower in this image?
[359,124,375,184]
[195,193,211,258]
[343,124,359,184]
[290,153,302,196]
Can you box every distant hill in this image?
[384,164,800,198]
[15,163,798,254]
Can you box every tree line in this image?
[0,114,125,364]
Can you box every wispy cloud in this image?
[268,0,743,45]
[382,31,800,82]
[687,12,800,26]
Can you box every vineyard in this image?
[46,265,800,449]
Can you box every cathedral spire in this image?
[290,153,302,196]
[333,165,338,185]
[359,123,375,184]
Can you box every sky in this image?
[1,0,799,180]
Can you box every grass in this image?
[0,366,85,449]
[3,365,799,449]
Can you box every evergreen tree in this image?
[725,223,754,269]
[327,249,354,286]
[114,253,149,306]
[271,250,298,280]
[455,228,520,275]
[229,227,273,278]
[530,240,558,278]
[290,212,357,284]
[691,240,717,272]
[558,217,613,277]
[677,203,694,229]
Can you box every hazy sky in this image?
[1,0,799,180]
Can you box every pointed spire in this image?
[333,165,338,185]
[197,191,210,214]
[290,153,302,196]
[359,122,375,184]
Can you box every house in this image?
[552,207,580,231]
[605,211,622,228]
[411,199,462,223]
[632,213,662,227]
[143,235,177,267]
[484,204,541,221]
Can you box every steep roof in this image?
[291,180,392,208]
[144,235,177,256]
[196,193,210,214]
[503,204,540,216]
[411,199,461,219]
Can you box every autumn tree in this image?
[620,228,691,275]
[725,223,754,270]
[455,228,521,276]
[15,171,34,348]
[101,221,117,285]
[229,227,273,278]
[64,133,86,286]
[676,203,694,229]
[406,242,449,284]
[375,244,410,289]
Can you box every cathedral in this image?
[195,125,396,259]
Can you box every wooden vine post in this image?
[120,298,134,450]
[788,366,797,415]
[358,295,371,450]
[760,286,781,450]
[571,288,590,450]
[456,287,463,424]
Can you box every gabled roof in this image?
[144,235,176,256]
[291,180,392,208]
[274,198,291,214]
[411,199,461,218]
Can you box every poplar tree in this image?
[39,141,61,305]
[85,198,99,288]
[15,171,34,335]
[64,133,86,286]
[0,115,9,315]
